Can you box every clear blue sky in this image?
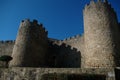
[0,0,120,40]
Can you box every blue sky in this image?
[0,0,120,40]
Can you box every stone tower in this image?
[9,19,48,67]
[83,0,120,68]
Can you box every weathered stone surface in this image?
[46,38,81,68]
[0,40,15,56]
[0,41,15,67]
[83,1,120,68]
[0,1,119,79]
[0,68,116,80]
[9,19,48,67]
[62,35,84,68]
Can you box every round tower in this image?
[9,19,48,67]
[83,0,120,68]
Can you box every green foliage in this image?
[0,55,12,62]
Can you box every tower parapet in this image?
[85,0,116,13]
[9,19,48,67]
[83,0,120,68]
[0,40,15,44]
[0,40,15,56]
[63,34,81,42]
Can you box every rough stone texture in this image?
[62,34,84,68]
[46,38,81,68]
[0,0,120,69]
[0,0,120,79]
[0,40,14,56]
[9,19,48,67]
[0,41,15,67]
[83,1,120,68]
[0,68,116,80]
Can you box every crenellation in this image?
[21,20,24,22]
[5,40,14,43]
[0,40,15,44]
[9,19,48,67]
[21,19,31,27]
[65,44,71,49]
[48,38,61,45]
[75,34,81,38]
[0,40,4,43]
[72,47,78,52]
[97,0,101,2]
[63,34,82,42]
[104,0,108,3]
[39,23,43,27]
[90,0,95,3]
[45,31,48,35]
[84,0,115,14]
[21,19,48,37]
[83,0,120,68]
[71,36,75,39]
[84,4,90,10]
[42,27,46,32]
[22,19,30,23]
[60,43,67,47]
[33,19,38,24]
[50,40,80,53]
[0,0,120,79]
[38,23,48,36]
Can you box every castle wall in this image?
[62,35,84,68]
[9,19,48,67]
[63,35,84,53]
[0,0,119,69]
[0,40,14,56]
[57,43,81,68]
[46,39,81,68]
[83,1,120,68]
[0,41,15,67]
[0,68,115,80]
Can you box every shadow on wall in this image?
[119,23,120,31]
[41,73,106,80]
[46,41,81,68]
[115,68,120,80]
[110,23,120,67]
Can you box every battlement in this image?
[49,34,83,49]
[0,0,119,70]
[83,0,119,68]
[118,23,120,31]
[0,40,15,44]
[63,34,81,42]
[51,41,79,53]
[21,19,48,35]
[84,0,115,13]
[89,0,108,4]
[118,22,120,25]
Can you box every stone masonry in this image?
[83,0,120,68]
[0,0,119,68]
[0,0,120,80]
[9,19,48,67]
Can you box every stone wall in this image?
[46,38,81,68]
[63,34,84,68]
[115,67,120,80]
[9,19,48,67]
[0,41,15,67]
[83,0,120,68]
[0,68,115,80]
[0,36,83,68]
[0,0,119,69]
[0,40,14,56]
